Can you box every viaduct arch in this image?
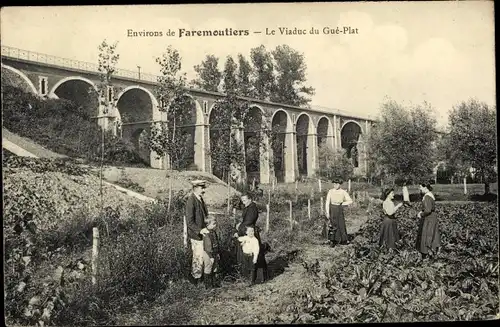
[1,46,377,183]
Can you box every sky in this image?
[1,2,496,128]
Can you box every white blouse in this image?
[238,236,260,262]
[325,188,353,217]
[383,200,396,216]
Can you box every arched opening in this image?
[317,117,330,149]
[132,128,151,165]
[169,95,198,170]
[51,78,99,119]
[271,110,289,183]
[1,65,38,95]
[296,114,311,177]
[116,88,154,124]
[208,103,233,180]
[244,106,263,184]
[340,121,362,168]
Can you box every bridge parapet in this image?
[2,45,158,83]
[2,44,380,180]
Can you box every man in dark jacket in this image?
[186,180,210,286]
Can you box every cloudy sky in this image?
[1,2,495,127]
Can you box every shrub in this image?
[1,85,147,166]
[317,143,354,181]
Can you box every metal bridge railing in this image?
[1,45,376,121]
[1,45,158,83]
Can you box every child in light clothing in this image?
[238,226,261,286]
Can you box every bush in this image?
[317,143,354,181]
[1,85,147,166]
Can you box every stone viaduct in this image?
[1,45,376,184]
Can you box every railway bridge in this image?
[1,45,376,184]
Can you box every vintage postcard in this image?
[2,2,498,326]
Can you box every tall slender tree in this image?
[209,54,272,189]
[222,55,238,94]
[149,45,192,170]
[191,54,222,92]
[96,39,119,232]
[250,45,275,100]
[237,53,253,97]
[149,46,194,213]
[271,44,315,107]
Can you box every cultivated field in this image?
[3,153,498,325]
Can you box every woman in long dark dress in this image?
[415,183,440,258]
[233,193,268,283]
[379,188,403,248]
[325,177,353,247]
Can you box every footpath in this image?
[115,213,368,325]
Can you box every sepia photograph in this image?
[2,2,498,325]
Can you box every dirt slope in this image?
[2,129,239,209]
[101,166,239,209]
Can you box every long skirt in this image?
[416,213,440,254]
[329,204,348,243]
[379,216,400,248]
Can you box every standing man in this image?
[186,180,211,286]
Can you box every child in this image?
[202,217,221,289]
[238,226,268,286]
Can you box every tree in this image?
[222,55,238,94]
[250,45,275,100]
[191,54,222,92]
[149,45,194,170]
[236,53,253,97]
[317,143,354,181]
[270,44,315,107]
[441,99,497,194]
[366,99,438,185]
[96,40,120,214]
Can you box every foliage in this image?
[236,53,254,97]
[317,142,354,181]
[209,58,273,183]
[191,54,222,92]
[3,155,89,175]
[291,202,499,323]
[366,100,438,184]
[1,85,146,166]
[149,46,194,170]
[440,99,497,193]
[114,176,146,193]
[270,44,315,107]
[96,39,120,112]
[222,55,238,93]
[250,45,276,100]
